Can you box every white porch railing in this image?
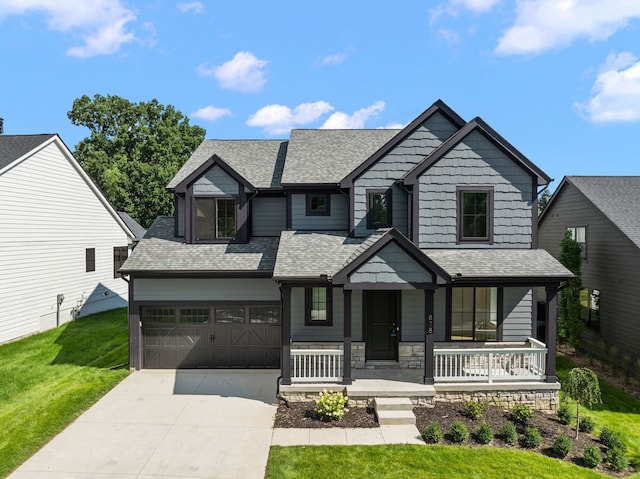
[434,338,547,383]
[291,349,343,383]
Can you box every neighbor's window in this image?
[306,193,330,216]
[579,287,600,331]
[458,188,493,243]
[113,246,128,278]
[195,197,237,241]
[451,287,498,341]
[367,190,391,228]
[86,248,95,272]
[305,287,333,326]
[566,226,586,259]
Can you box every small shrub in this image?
[608,445,629,472]
[465,400,487,420]
[583,445,603,468]
[314,389,348,421]
[449,420,470,444]
[511,403,534,425]
[600,427,627,452]
[422,423,443,444]
[522,426,543,449]
[557,403,573,425]
[552,433,573,458]
[579,415,595,433]
[475,421,493,444]
[499,422,518,445]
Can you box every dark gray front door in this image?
[365,291,399,361]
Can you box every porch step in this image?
[373,397,416,426]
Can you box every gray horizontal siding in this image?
[354,112,458,237]
[291,193,348,230]
[350,242,433,284]
[252,197,286,236]
[418,130,533,248]
[402,290,424,342]
[538,183,640,361]
[290,287,344,341]
[503,288,532,341]
[133,278,280,302]
[193,165,238,195]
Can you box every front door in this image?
[365,291,399,361]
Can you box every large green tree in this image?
[68,94,206,228]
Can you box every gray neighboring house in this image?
[538,176,640,363]
[121,100,572,409]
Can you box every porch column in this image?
[424,289,435,385]
[281,284,292,385]
[343,289,352,385]
[545,285,558,383]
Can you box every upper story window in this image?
[457,187,493,243]
[367,189,391,229]
[113,246,128,278]
[567,226,586,259]
[305,287,333,326]
[195,197,236,241]
[306,193,330,216]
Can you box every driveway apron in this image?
[9,370,279,479]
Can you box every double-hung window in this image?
[195,197,236,241]
[305,287,333,326]
[113,246,128,278]
[566,226,586,259]
[458,187,493,243]
[451,287,498,341]
[367,189,391,229]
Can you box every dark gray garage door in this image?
[141,305,281,368]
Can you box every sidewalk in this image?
[271,425,425,446]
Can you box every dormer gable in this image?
[173,154,255,194]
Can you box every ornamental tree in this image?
[558,229,583,350]
[562,367,602,438]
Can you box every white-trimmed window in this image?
[566,226,586,259]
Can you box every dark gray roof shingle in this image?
[565,176,640,249]
[167,139,287,190]
[423,249,573,280]
[117,212,147,241]
[281,129,399,185]
[120,216,279,273]
[0,134,55,170]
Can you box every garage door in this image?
[141,305,281,368]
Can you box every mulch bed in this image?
[274,400,634,477]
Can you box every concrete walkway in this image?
[10,370,425,479]
[9,370,279,479]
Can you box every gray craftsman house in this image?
[538,176,640,366]
[121,100,572,410]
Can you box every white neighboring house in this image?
[0,134,135,343]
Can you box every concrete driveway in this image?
[9,370,279,479]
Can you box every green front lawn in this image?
[0,308,130,478]
[266,444,606,479]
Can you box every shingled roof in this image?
[280,129,399,185]
[0,134,55,170]
[167,139,288,190]
[553,176,640,249]
[120,216,279,273]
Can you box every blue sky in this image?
[1,0,640,190]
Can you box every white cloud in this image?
[452,0,500,13]
[0,0,139,58]
[574,52,640,123]
[438,28,462,45]
[317,53,347,65]
[247,102,334,134]
[177,2,204,13]
[495,0,640,56]
[190,105,231,122]
[321,101,386,129]
[379,122,406,129]
[197,52,268,93]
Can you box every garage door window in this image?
[214,307,245,323]
[179,308,209,324]
[249,306,281,324]
[143,307,176,323]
